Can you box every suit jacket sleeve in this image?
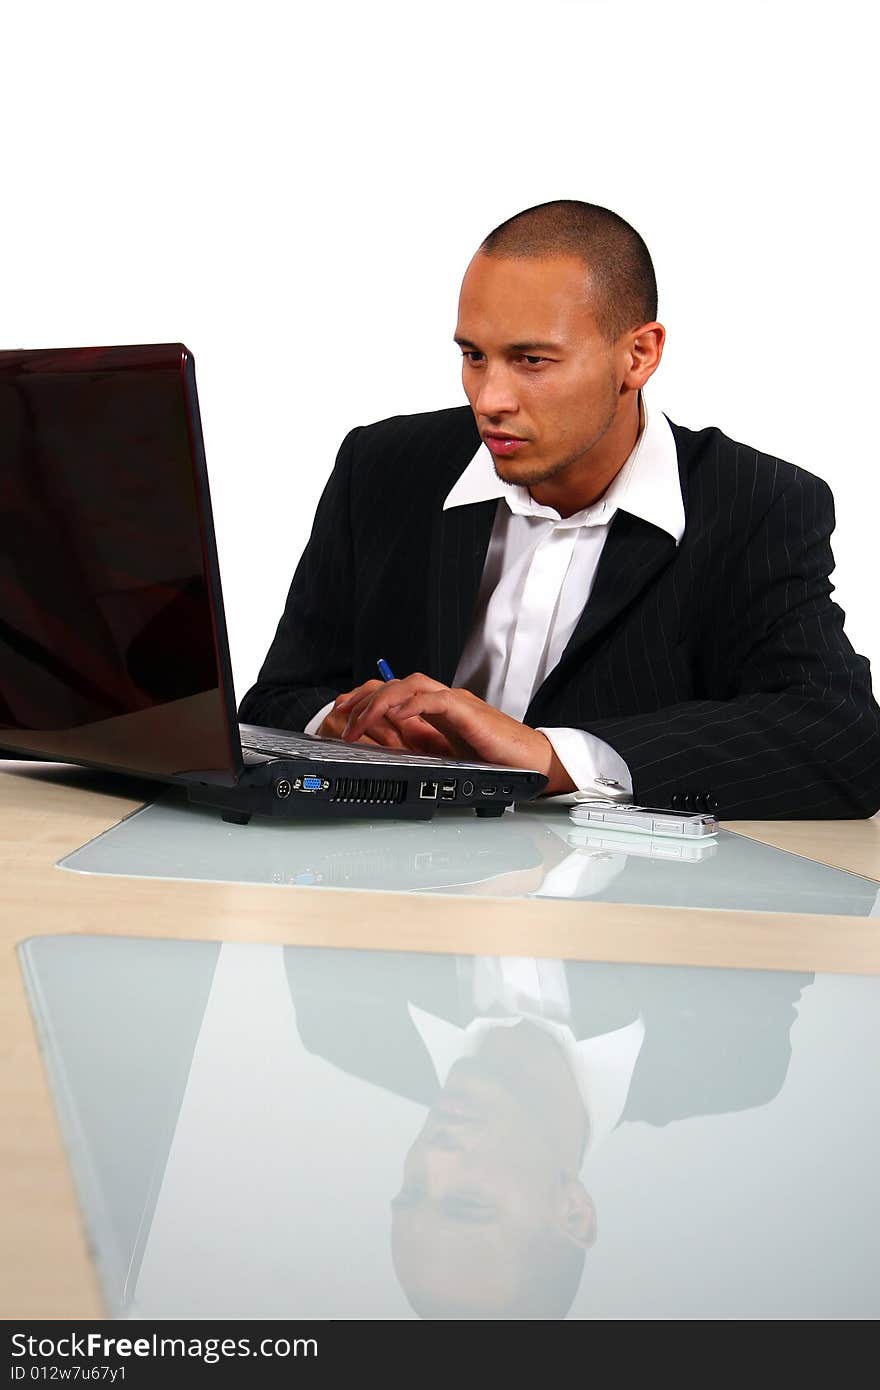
[237,427,360,731]
[586,470,880,818]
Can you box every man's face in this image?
[455,252,627,490]
[390,1051,574,1317]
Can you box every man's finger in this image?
[334,679,383,710]
[342,699,453,756]
[340,691,384,737]
[343,675,446,738]
[390,689,476,733]
[352,714,411,750]
[385,715,456,758]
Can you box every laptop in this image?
[0,344,547,822]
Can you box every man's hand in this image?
[332,673,575,794]
[317,680,453,754]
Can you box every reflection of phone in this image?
[566,825,719,861]
[569,801,718,838]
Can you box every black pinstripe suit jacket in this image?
[238,406,880,819]
[284,947,811,1123]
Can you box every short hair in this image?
[479,200,657,342]
[396,1226,586,1321]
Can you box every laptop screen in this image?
[0,344,241,783]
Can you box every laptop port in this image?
[500,785,513,796]
[419,780,438,799]
[440,782,457,801]
[461,780,474,797]
[480,786,496,796]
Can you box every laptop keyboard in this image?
[238,724,511,772]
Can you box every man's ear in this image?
[622,321,665,390]
[554,1174,597,1249]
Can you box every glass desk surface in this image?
[57,791,880,917]
[18,934,880,1320]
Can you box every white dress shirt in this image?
[444,395,685,796]
[307,396,685,797]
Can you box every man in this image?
[239,201,880,818]
[390,1013,595,1320]
[286,945,812,1318]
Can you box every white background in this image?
[2,0,877,697]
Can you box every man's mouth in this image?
[483,432,528,456]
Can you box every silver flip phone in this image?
[568,800,718,838]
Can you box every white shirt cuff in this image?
[304,699,336,736]
[535,727,634,805]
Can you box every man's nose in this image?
[474,366,518,420]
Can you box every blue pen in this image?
[376,657,395,682]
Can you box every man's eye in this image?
[461,351,484,364]
[521,355,547,366]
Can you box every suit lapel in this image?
[527,510,676,717]
[427,499,498,684]
[555,416,695,677]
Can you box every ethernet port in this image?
[419,780,439,799]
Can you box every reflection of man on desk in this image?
[390,961,624,1319]
[241,199,880,818]
[285,948,812,1319]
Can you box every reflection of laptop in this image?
[0,345,547,822]
[58,788,553,892]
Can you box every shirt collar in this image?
[442,394,685,545]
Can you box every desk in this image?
[2,761,879,1318]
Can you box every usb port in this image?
[440,782,457,801]
[480,786,496,796]
[419,780,438,799]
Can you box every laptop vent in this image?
[330,777,407,805]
